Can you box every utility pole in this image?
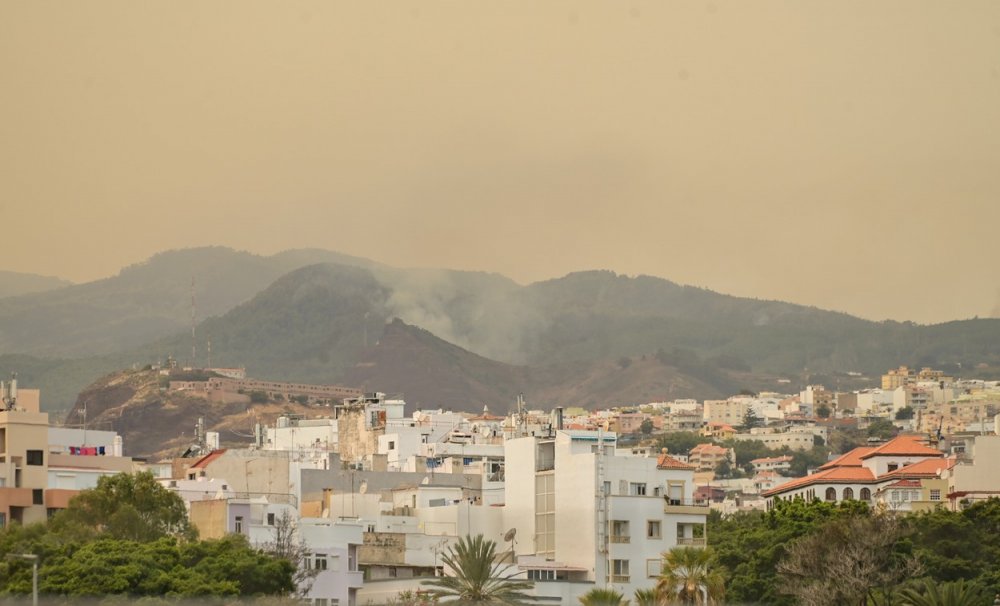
[6,554,38,606]
[190,277,197,367]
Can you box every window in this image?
[388,441,395,450]
[0,513,5,528]
[314,554,328,570]
[314,599,329,606]
[611,520,629,542]
[629,482,647,496]
[528,569,555,581]
[930,489,941,502]
[612,559,630,582]
[647,520,661,539]
[234,516,244,534]
[32,489,43,505]
[603,481,611,495]
[887,463,899,472]
[267,512,275,526]
[842,487,854,500]
[825,487,836,502]
[646,559,662,578]
[26,450,43,466]
[653,486,661,497]
[860,487,871,501]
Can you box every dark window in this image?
[267,512,275,526]
[861,487,872,501]
[32,489,44,505]
[26,450,43,466]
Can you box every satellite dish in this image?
[503,528,517,543]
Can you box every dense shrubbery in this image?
[0,472,294,600]
[709,497,1000,605]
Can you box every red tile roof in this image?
[189,449,227,470]
[881,456,956,480]
[657,452,695,470]
[859,436,942,459]
[690,443,729,454]
[818,446,875,470]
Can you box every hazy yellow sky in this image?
[2,1,998,323]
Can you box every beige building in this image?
[1,387,133,528]
[0,389,49,527]
[688,443,734,472]
[703,399,748,426]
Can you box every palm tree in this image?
[655,546,725,605]
[421,534,536,604]
[579,587,629,606]
[897,578,992,606]
[633,587,658,606]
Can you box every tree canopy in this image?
[0,472,295,600]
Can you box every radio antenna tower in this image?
[190,277,197,367]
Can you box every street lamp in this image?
[5,553,38,606]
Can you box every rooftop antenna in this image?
[190,277,197,368]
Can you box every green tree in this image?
[421,535,535,604]
[816,404,832,419]
[898,578,992,606]
[656,432,705,457]
[0,534,294,598]
[709,498,868,605]
[639,419,654,436]
[777,510,918,606]
[741,408,763,430]
[896,406,915,420]
[53,471,195,541]
[868,418,898,440]
[579,587,628,606]
[655,546,725,605]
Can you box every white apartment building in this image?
[503,430,708,602]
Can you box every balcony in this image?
[664,497,710,515]
[611,575,630,583]
[609,535,630,544]
[677,537,707,547]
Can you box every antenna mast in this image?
[190,277,197,367]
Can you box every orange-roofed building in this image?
[700,422,737,440]
[688,443,734,471]
[763,435,946,510]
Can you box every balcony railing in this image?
[677,537,707,547]
[610,535,630,544]
[611,575,630,583]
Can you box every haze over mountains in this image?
[1,247,998,414]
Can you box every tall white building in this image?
[503,430,708,601]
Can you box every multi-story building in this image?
[687,443,733,471]
[503,431,708,602]
[1,384,133,528]
[703,399,748,426]
[762,435,945,509]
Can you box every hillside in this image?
[0,247,380,358]
[3,249,1000,414]
[67,368,330,459]
[0,271,72,299]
